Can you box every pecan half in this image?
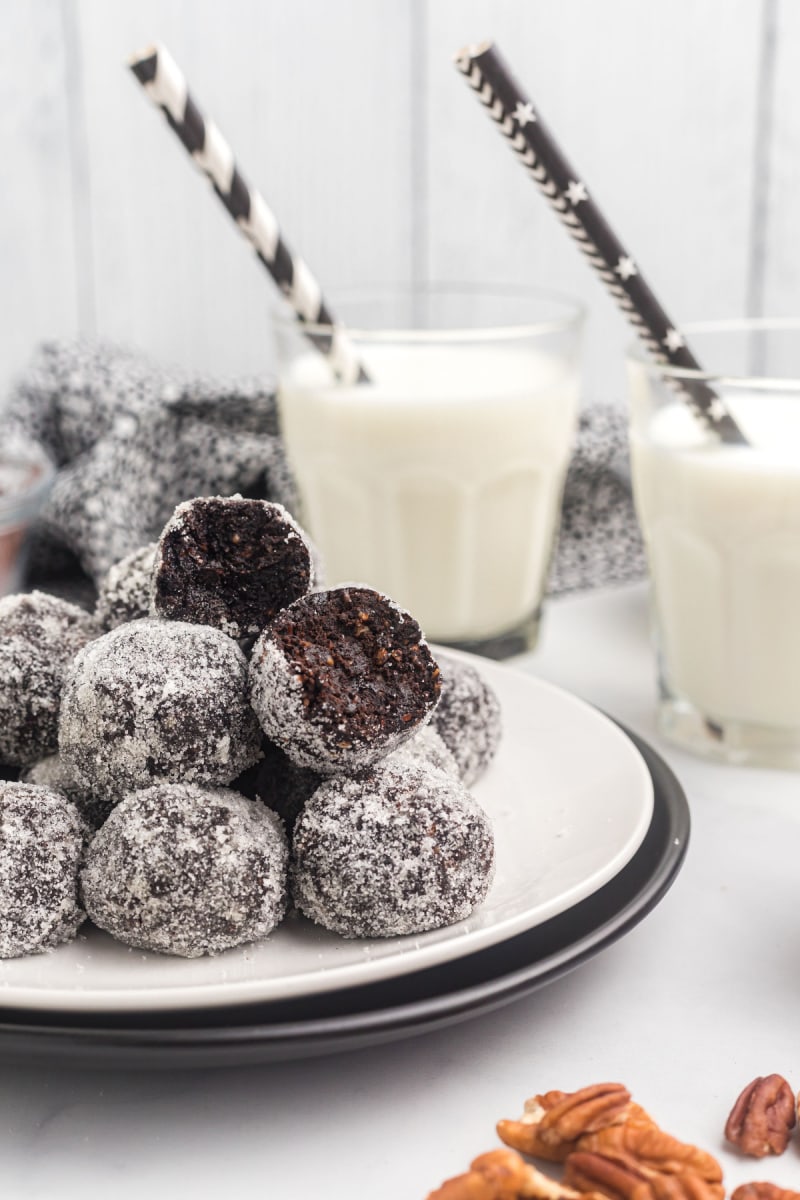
[577,1121,722,1183]
[732,1186,800,1200]
[425,1148,607,1200]
[498,1083,632,1162]
[724,1075,796,1157]
[564,1151,723,1200]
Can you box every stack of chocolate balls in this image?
[0,495,501,959]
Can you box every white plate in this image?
[0,654,653,1013]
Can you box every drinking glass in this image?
[275,284,584,657]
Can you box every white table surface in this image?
[3,582,800,1199]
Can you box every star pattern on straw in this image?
[514,101,536,126]
[565,180,588,205]
[615,256,638,281]
[707,397,728,422]
[664,328,685,353]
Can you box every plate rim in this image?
[0,660,655,1014]
[0,722,688,1065]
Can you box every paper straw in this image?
[455,41,747,445]
[129,44,368,385]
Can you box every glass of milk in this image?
[628,318,800,767]
[274,285,583,656]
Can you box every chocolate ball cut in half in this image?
[249,586,442,775]
[151,495,313,639]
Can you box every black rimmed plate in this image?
[0,725,687,1068]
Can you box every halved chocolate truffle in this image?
[248,586,442,774]
[151,496,313,638]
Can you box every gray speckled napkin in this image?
[548,404,646,595]
[2,341,646,596]
[1,341,296,585]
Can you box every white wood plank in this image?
[75,0,414,381]
[423,0,764,402]
[760,0,800,319]
[0,0,81,403]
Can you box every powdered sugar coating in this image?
[95,543,156,630]
[0,591,97,767]
[291,762,495,938]
[81,783,288,958]
[59,618,261,800]
[249,587,441,775]
[0,781,86,957]
[385,724,460,780]
[21,754,114,831]
[430,652,503,786]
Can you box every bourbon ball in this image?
[0,781,86,957]
[249,586,441,775]
[81,782,288,957]
[59,618,261,800]
[291,762,495,939]
[95,542,156,630]
[0,591,96,767]
[430,652,502,786]
[151,495,313,638]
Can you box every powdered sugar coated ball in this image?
[385,724,460,780]
[0,591,96,767]
[59,618,261,800]
[95,543,156,630]
[21,754,114,831]
[291,762,495,939]
[81,783,288,957]
[0,781,86,957]
[249,587,441,775]
[430,652,502,786]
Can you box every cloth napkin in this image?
[1,340,646,596]
[1,341,296,586]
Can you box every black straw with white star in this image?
[129,43,368,385]
[454,41,746,444]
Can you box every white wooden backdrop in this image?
[0,0,794,405]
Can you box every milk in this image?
[278,343,579,643]
[630,395,800,729]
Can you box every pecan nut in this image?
[577,1121,722,1183]
[564,1151,723,1200]
[425,1148,608,1200]
[724,1074,796,1157]
[498,1083,632,1162]
[732,1186,800,1200]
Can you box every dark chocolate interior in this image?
[272,588,441,746]
[154,499,311,632]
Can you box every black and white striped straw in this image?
[129,43,368,385]
[455,41,746,445]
